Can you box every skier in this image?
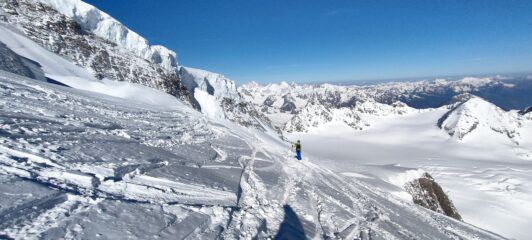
[293,140,302,160]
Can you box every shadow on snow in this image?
[274,205,307,240]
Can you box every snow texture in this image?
[287,107,532,239]
[0,1,528,239]
[0,70,508,239]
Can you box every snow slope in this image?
[287,107,532,239]
[1,0,188,101]
[0,24,181,107]
[0,70,506,239]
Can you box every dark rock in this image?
[518,106,532,115]
[263,96,275,107]
[405,173,462,221]
[280,95,297,113]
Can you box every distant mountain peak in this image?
[438,96,521,142]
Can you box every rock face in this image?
[0,0,192,102]
[221,97,274,131]
[518,106,532,116]
[405,173,462,221]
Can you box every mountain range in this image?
[0,0,531,239]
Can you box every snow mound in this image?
[38,0,178,71]
[438,96,521,141]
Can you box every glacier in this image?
[0,0,530,239]
[0,69,507,239]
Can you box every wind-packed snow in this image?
[37,0,178,71]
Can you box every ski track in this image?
[0,71,508,239]
[1,194,99,240]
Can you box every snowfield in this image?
[287,105,532,239]
[0,0,529,238]
[0,70,509,239]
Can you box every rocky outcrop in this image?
[518,106,532,116]
[221,97,276,131]
[280,95,297,113]
[405,173,462,221]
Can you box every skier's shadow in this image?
[274,205,307,240]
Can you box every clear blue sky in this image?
[84,0,532,84]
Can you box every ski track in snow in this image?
[0,71,508,239]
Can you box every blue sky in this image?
[84,0,532,84]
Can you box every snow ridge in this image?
[38,0,178,71]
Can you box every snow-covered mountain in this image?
[41,0,178,71]
[0,65,506,239]
[0,0,190,100]
[0,0,530,239]
[283,98,416,133]
[240,77,530,122]
[180,67,239,100]
[241,77,531,133]
[438,96,522,144]
[179,67,273,130]
[0,0,271,130]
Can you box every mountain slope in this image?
[438,96,522,143]
[240,77,532,126]
[0,70,506,239]
[0,0,271,129]
[0,0,191,101]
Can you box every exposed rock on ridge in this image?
[0,0,192,102]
